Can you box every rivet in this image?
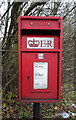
[48,22,50,25]
[30,22,33,25]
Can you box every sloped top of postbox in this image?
[18,16,62,30]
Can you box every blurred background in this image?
[0,0,76,119]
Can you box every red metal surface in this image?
[18,16,62,103]
[21,35,59,50]
[22,53,58,99]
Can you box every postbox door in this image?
[21,52,59,100]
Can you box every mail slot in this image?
[18,16,62,103]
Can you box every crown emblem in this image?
[28,39,39,47]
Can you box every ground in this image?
[2,90,76,119]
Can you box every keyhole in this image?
[27,76,29,79]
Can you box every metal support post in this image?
[33,103,40,119]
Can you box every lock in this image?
[27,76,30,79]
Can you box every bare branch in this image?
[1,2,14,20]
[63,5,76,20]
[24,2,46,16]
[5,2,23,49]
[3,71,18,91]
[3,2,10,43]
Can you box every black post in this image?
[33,103,40,120]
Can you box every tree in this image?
[1,1,76,99]
[1,1,61,93]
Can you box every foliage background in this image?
[0,0,76,119]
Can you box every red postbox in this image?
[18,16,62,103]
